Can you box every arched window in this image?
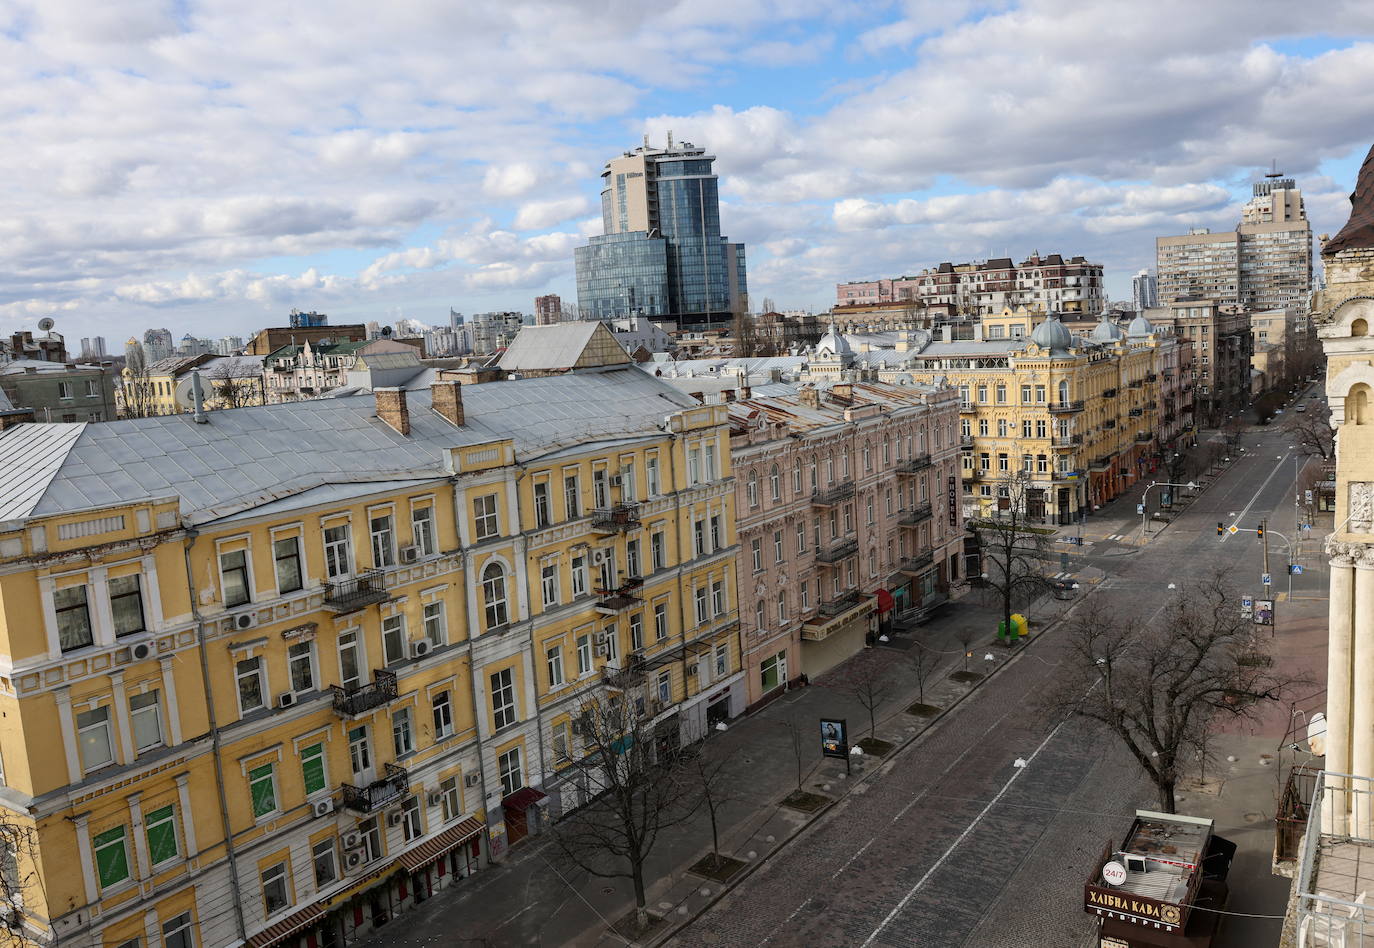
[482,563,508,629]
[1352,384,1371,425]
[747,472,758,507]
[1353,318,1368,338]
[769,465,780,500]
[1058,380,1070,404]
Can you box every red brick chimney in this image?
[375,387,410,435]
[431,380,465,427]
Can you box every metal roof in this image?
[498,322,630,372]
[0,367,697,525]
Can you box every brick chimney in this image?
[375,387,410,435]
[798,386,821,409]
[432,380,465,426]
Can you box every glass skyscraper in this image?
[575,137,747,328]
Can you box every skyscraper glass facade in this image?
[575,232,670,321]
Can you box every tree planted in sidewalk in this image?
[836,649,892,739]
[968,471,1052,648]
[549,695,695,932]
[1040,571,1299,813]
[674,733,741,869]
[911,636,940,707]
[1287,410,1335,460]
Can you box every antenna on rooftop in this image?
[1266,159,1282,179]
[667,130,674,149]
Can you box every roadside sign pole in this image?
[1262,518,1270,585]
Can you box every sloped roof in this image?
[498,322,631,372]
[0,368,696,525]
[1325,142,1374,257]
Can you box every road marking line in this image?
[832,836,876,878]
[760,895,814,946]
[859,719,1068,948]
[1222,450,1293,541]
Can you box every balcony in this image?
[1283,769,1374,945]
[900,503,934,526]
[1051,434,1082,448]
[323,569,389,613]
[1135,432,1152,444]
[959,402,977,414]
[815,538,858,564]
[341,763,409,814]
[1128,378,1144,389]
[332,669,398,718]
[811,482,856,507]
[590,503,640,534]
[1048,400,1085,414]
[595,586,640,615]
[818,590,867,618]
[897,453,934,474]
[1101,387,1118,398]
[959,435,975,449]
[899,550,935,575]
[1089,456,1112,471]
[602,652,647,690]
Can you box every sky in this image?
[3,0,1374,345]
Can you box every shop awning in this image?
[502,787,548,813]
[801,597,873,642]
[246,903,324,948]
[396,817,485,872]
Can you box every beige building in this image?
[1147,300,1253,426]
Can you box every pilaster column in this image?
[1325,551,1356,835]
[72,814,96,907]
[1353,552,1374,837]
[175,774,197,856]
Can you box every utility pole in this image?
[1261,517,1270,581]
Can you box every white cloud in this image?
[513,196,592,231]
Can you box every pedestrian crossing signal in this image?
[1216,522,1224,536]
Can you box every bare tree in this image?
[117,343,159,419]
[550,696,695,932]
[910,637,940,708]
[759,297,776,315]
[968,472,1051,648]
[674,735,739,870]
[836,650,891,739]
[782,719,805,792]
[731,310,759,358]
[1287,410,1335,460]
[1041,572,1298,813]
[1221,415,1245,454]
[0,822,39,946]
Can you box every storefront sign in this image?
[1101,861,1127,886]
[1085,885,1183,930]
[948,475,958,527]
[820,718,848,759]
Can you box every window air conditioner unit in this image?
[609,475,623,488]
[595,631,607,646]
[686,662,698,678]
[344,849,365,871]
[234,612,257,631]
[596,644,608,657]
[129,641,154,662]
[342,831,362,850]
[427,790,444,807]
[313,798,335,817]
[386,810,404,828]
[464,773,480,789]
[411,640,432,659]
[278,692,296,709]
[399,546,419,564]
[591,548,609,566]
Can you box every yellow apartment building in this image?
[0,358,739,947]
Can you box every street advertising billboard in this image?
[1254,600,1274,626]
[820,718,848,759]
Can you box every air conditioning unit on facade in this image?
[464,773,480,788]
[609,475,623,488]
[234,612,257,631]
[399,546,419,564]
[686,662,698,678]
[129,641,154,662]
[343,849,365,871]
[591,548,609,566]
[595,630,607,646]
[386,810,404,828]
[411,640,432,659]
[427,791,444,807]
[342,830,362,850]
[313,798,335,817]
[278,692,296,709]
[596,644,608,657]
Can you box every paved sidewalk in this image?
[354,579,1098,948]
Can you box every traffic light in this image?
[1217,522,1224,536]
[1257,523,1265,539]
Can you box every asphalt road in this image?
[670,426,1309,948]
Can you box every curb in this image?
[643,587,1094,947]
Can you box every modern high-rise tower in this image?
[575,135,747,328]
[1131,269,1158,312]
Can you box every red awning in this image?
[246,903,324,948]
[875,588,895,614]
[502,787,548,813]
[396,817,485,872]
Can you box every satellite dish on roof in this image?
[173,376,198,412]
[37,317,55,331]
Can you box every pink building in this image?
[728,381,964,709]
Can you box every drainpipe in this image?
[182,529,247,943]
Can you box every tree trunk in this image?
[1157,779,1177,815]
[709,803,719,857]
[632,860,648,929]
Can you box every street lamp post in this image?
[1140,479,1199,536]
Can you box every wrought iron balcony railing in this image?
[341,762,409,814]
[1048,400,1084,413]
[815,538,858,564]
[332,669,398,718]
[590,503,641,534]
[896,453,933,474]
[900,503,934,526]
[323,569,389,613]
[811,482,856,507]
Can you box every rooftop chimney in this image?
[798,386,821,410]
[375,387,410,436]
[431,380,465,427]
[941,325,952,343]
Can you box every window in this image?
[432,691,453,739]
[621,461,636,501]
[58,381,73,400]
[109,574,146,637]
[77,706,114,772]
[547,645,565,688]
[651,532,665,572]
[769,466,780,500]
[629,613,644,651]
[382,615,406,665]
[694,587,709,624]
[656,670,671,704]
[693,519,706,556]
[646,455,660,495]
[564,475,580,519]
[55,584,93,652]
[313,837,338,889]
[262,861,290,916]
[712,580,726,617]
[571,556,588,598]
[491,668,516,730]
[534,481,551,527]
[236,657,265,713]
[411,506,436,556]
[94,825,130,889]
[710,514,722,551]
[85,379,98,398]
[793,462,802,493]
[996,384,1006,404]
[774,530,784,563]
[498,746,522,797]
[359,816,382,862]
[998,419,1009,437]
[438,776,461,822]
[338,631,361,691]
[654,603,668,642]
[323,524,351,579]
[482,563,509,629]
[593,469,609,509]
[473,494,499,540]
[688,448,701,487]
[130,691,162,751]
[249,763,277,818]
[998,453,1009,472]
[267,537,305,597]
[760,652,787,693]
[552,720,569,760]
[423,602,446,646]
[751,538,762,571]
[777,593,787,623]
[541,564,559,608]
[865,498,874,525]
[287,641,315,693]
[401,795,422,842]
[978,418,989,436]
[301,743,326,796]
[220,549,251,607]
[576,635,592,676]
[625,539,641,578]
[145,804,178,866]
[714,643,728,678]
[370,514,396,568]
[392,707,414,757]
[348,726,371,774]
[704,443,717,481]
[162,912,194,948]
[746,473,757,508]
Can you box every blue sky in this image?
[2,0,1373,342]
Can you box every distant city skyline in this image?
[3,3,1373,341]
